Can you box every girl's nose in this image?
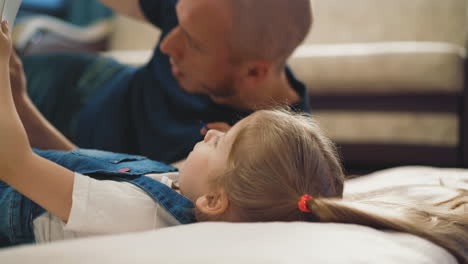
[204,129,218,143]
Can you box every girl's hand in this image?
[0,21,12,62]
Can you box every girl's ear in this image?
[195,191,229,217]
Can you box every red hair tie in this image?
[298,195,313,213]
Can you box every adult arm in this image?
[10,50,77,151]
[0,21,74,223]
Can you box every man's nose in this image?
[160,27,184,61]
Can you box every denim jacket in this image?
[0,149,195,247]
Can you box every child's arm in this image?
[0,21,74,222]
[10,50,78,151]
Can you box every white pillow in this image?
[0,222,456,264]
[345,166,468,194]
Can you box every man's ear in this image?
[195,191,229,217]
[241,61,270,86]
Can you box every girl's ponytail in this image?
[305,194,468,264]
[209,109,467,264]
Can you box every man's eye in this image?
[186,38,201,51]
[189,40,201,51]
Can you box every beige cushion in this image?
[307,0,467,46]
[289,42,466,93]
[315,111,458,147]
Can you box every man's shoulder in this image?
[139,0,179,30]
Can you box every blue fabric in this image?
[0,149,195,248]
[0,179,44,247]
[21,0,66,10]
[20,0,113,25]
[65,0,113,26]
[23,53,133,140]
[23,0,310,164]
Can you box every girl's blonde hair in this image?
[212,109,468,263]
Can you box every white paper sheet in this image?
[0,0,21,26]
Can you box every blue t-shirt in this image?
[76,0,310,163]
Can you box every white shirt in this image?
[33,172,182,244]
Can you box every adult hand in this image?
[9,49,27,102]
[5,40,78,151]
[0,21,12,63]
[200,122,232,135]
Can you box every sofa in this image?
[13,0,468,173]
[293,0,468,173]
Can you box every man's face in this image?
[160,0,240,102]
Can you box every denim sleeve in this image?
[139,0,177,29]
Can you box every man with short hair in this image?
[18,0,312,163]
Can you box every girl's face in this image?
[178,117,247,201]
